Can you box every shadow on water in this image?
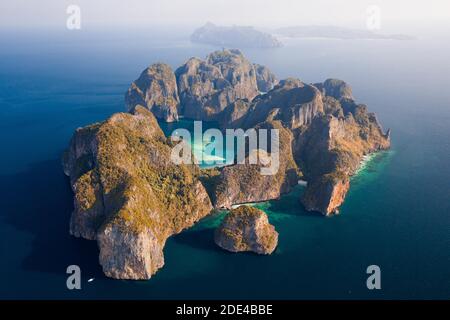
[0,159,103,278]
[255,185,324,218]
[172,228,223,253]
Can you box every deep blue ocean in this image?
[0,27,449,299]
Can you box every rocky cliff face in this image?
[63,106,212,279]
[254,63,278,92]
[97,223,164,280]
[125,63,180,122]
[210,120,301,209]
[294,98,390,215]
[237,78,324,130]
[127,49,280,123]
[301,173,350,215]
[214,206,278,254]
[175,49,260,120]
[217,99,252,129]
[285,77,390,215]
[122,50,390,216]
[313,78,354,101]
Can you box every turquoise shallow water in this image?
[0,29,449,299]
[159,119,236,168]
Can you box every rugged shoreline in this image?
[63,48,390,279]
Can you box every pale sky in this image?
[1,0,449,31]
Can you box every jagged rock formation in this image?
[125,63,180,122]
[191,22,283,48]
[254,64,278,92]
[65,49,391,280]
[215,77,323,131]
[211,74,389,215]
[301,172,350,215]
[214,206,278,254]
[293,92,390,215]
[216,99,252,129]
[210,120,300,209]
[314,78,353,100]
[175,49,260,120]
[63,106,212,279]
[236,78,324,130]
[127,49,279,123]
[121,49,390,217]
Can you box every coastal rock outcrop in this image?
[214,206,278,254]
[63,106,212,279]
[125,63,180,122]
[294,100,390,215]
[313,78,354,101]
[97,223,164,280]
[301,173,350,215]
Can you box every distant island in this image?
[275,25,414,40]
[63,49,390,280]
[190,24,414,49]
[190,22,282,48]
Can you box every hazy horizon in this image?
[1,0,450,35]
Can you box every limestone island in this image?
[63,48,390,279]
[275,25,415,40]
[215,206,278,255]
[191,22,283,48]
